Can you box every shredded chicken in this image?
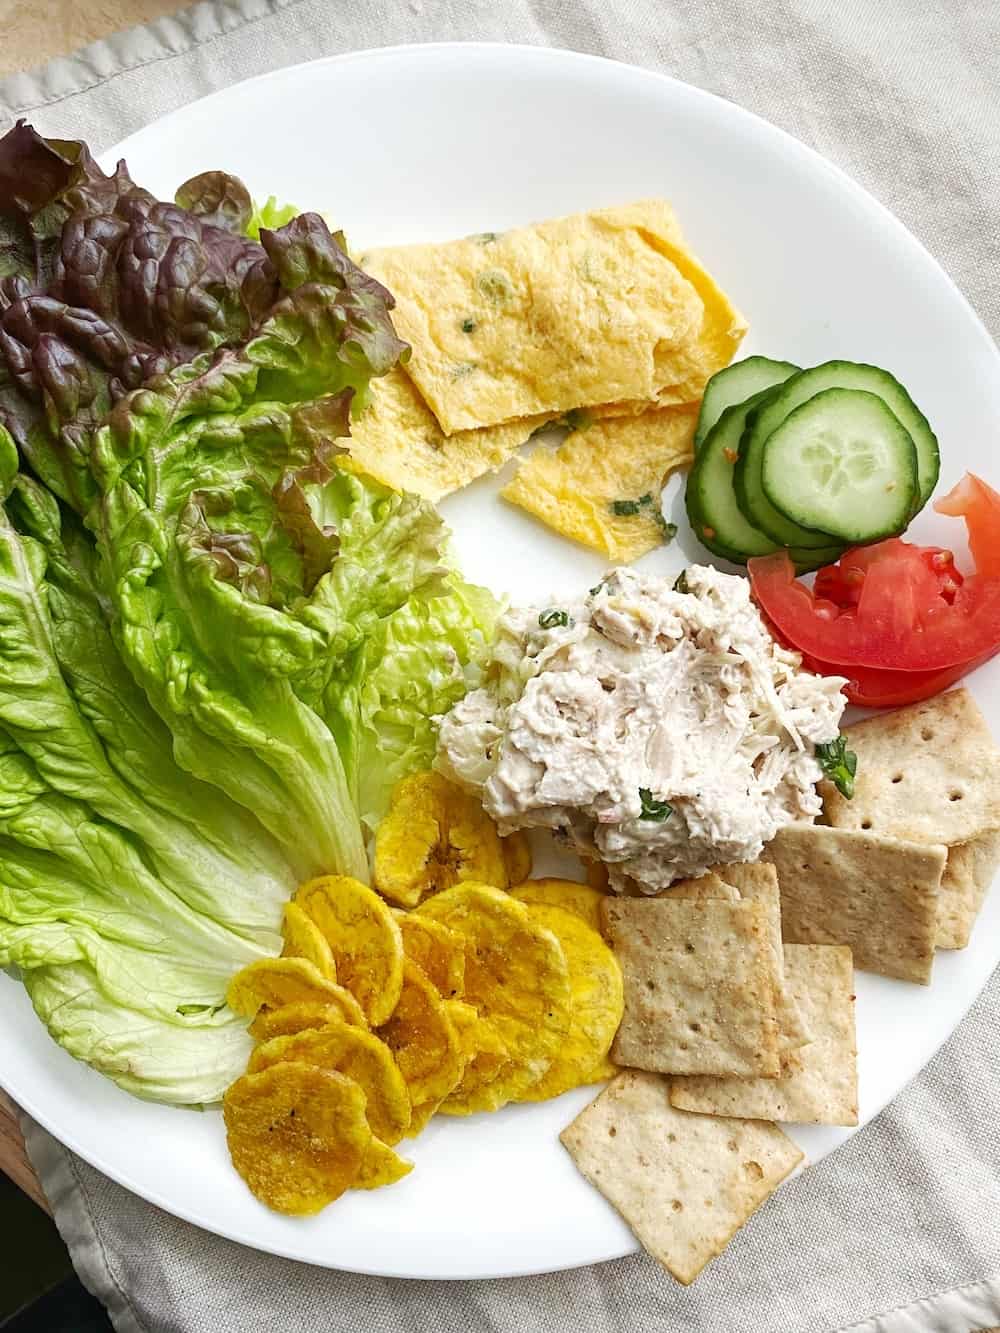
[436,565,847,892]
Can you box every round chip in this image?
[223,1062,370,1214]
[392,911,466,999]
[374,770,509,908]
[378,960,465,1107]
[295,876,404,1026]
[405,1097,442,1137]
[248,996,368,1043]
[281,902,337,980]
[438,1000,513,1117]
[226,957,355,1019]
[355,1137,413,1190]
[248,1022,411,1144]
[516,902,624,1101]
[417,883,571,1111]
[500,831,533,887]
[509,879,609,936]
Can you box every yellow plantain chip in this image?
[509,879,609,936]
[502,403,697,563]
[517,903,624,1101]
[438,999,514,1117]
[248,1022,411,1145]
[354,1136,414,1190]
[223,1062,370,1214]
[248,996,369,1042]
[417,883,571,1111]
[281,902,337,980]
[500,831,533,886]
[343,365,547,501]
[295,876,404,1026]
[392,911,466,999]
[374,770,509,909]
[406,1097,443,1137]
[227,957,356,1020]
[378,959,466,1108]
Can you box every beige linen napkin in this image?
[4,2,1000,1329]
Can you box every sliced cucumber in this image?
[687,392,844,570]
[688,388,791,559]
[760,388,917,543]
[736,360,938,545]
[694,355,801,450]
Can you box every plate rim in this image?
[3,39,999,1279]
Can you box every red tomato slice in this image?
[935,472,1000,577]
[799,653,983,708]
[748,473,1000,673]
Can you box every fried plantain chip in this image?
[248,1023,411,1145]
[295,876,404,1026]
[354,1136,414,1190]
[223,1062,370,1214]
[392,911,466,999]
[517,902,624,1100]
[281,902,337,980]
[374,771,509,909]
[501,831,533,887]
[227,957,355,1020]
[417,883,571,1111]
[248,995,368,1042]
[509,879,609,936]
[378,959,466,1108]
[437,999,514,1117]
[406,1097,443,1137]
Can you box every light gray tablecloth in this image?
[5,3,1000,1330]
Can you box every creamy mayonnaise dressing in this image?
[436,565,847,893]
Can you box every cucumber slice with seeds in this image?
[760,388,917,542]
[694,355,801,450]
[736,360,939,546]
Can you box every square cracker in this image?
[715,863,812,1053]
[559,1069,804,1284]
[936,831,1000,950]
[602,897,781,1076]
[762,825,944,985]
[670,944,858,1125]
[654,872,741,902]
[823,689,1000,847]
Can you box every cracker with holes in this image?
[715,863,812,1054]
[822,690,1000,949]
[559,1069,804,1284]
[602,897,781,1076]
[670,943,858,1125]
[763,825,944,984]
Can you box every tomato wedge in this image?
[748,473,1000,674]
[799,652,990,708]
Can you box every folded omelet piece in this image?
[342,367,548,501]
[361,202,707,435]
[502,403,698,563]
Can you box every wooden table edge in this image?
[0,1089,50,1214]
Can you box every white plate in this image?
[2,43,1000,1281]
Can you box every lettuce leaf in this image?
[0,128,499,1104]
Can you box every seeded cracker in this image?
[602,897,781,1076]
[715,862,812,1053]
[560,1070,803,1284]
[763,825,944,985]
[670,943,858,1124]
